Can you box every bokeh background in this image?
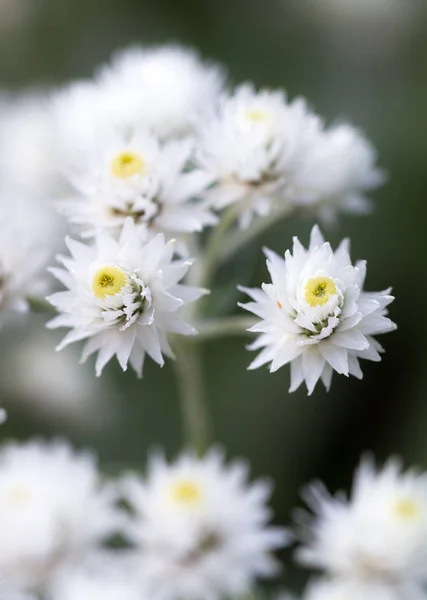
[1,0,426,591]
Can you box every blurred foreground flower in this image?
[121,449,289,600]
[0,440,119,591]
[240,225,396,394]
[299,577,426,600]
[47,219,205,376]
[295,457,427,588]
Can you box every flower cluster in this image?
[0,440,287,600]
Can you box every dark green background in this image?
[1,0,426,591]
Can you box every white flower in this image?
[57,128,216,241]
[0,588,38,600]
[0,210,48,325]
[295,457,427,586]
[0,439,119,591]
[301,578,426,600]
[197,84,323,228]
[290,123,385,224]
[239,225,396,394]
[47,219,205,377]
[121,450,289,600]
[48,559,146,600]
[97,45,225,139]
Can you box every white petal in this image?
[318,342,349,375]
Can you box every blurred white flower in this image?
[97,45,226,139]
[239,225,396,394]
[0,587,38,600]
[121,449,289,600]
[295,457,427,586]
[290,123,385,224]
[47,219,205,377]
[301,578,427,600]
[0,440,119,591]
[197,84,322,228]
[57,128,216,242]
[48,559,146,600]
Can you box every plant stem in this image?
[27,296,56,313]
[172,338,211,455]
[194,316,257,341]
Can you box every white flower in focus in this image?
[0,440,119,591]
[197,84,323,228]
[122,450,289,600]
[295,457,427,586]
[291,123,385,224]
[97,45,225,139]
[58,129,216,241]
[239,225,396,394]
[301,578,426,600]
[47,219,205,377]
[0,212,48,324]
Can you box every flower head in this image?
[57,129,216,243]
[197,85,323,228]
[239,225,396,394]
[301,578,424,600]
[295,457,427,585]
[121,450,289,600]
[0,440,119,591]
[47,219,205,376]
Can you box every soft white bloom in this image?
[47,219,205,377]
[239,225,396,394]
[122,450,289,600]
[295,457,427,586]
[97,45,225,139]
[57,128,216,241]
[290,123,385,223]
[0,440,119,591]
[0,210,48,325]
[301,578,426,600]
[197,84,323,228]
[48,559,147,600]
[0,588,37,600]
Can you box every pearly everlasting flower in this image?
[301,578,426,600]
[57,128,216,242]
[290,123,385,224]
[47,219,205,377]
[121,450,289,600]
[197,84,323,228]
[295,457,427,586]
[97,45,225,139]
[0,440,119,591]
[239,225,396,394]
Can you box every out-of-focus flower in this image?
[57,128,216,243]
[0,440,120,591]
[48,559,146,600]
[197,84,322,228]
[290,124,385,224]
[239,225,396,394]
[47,219,205,377]
[0,587,38,600]
[97,45,226,139]
[301,578,426,600]
[295,457,427,587]
[121,449,289,600]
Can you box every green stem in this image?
[27,296,56,314]
[194,316,257,341]
[172,338,211,455]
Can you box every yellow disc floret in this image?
[92,265,127,299]
[394,498,420,520]
[245,108,271,123]
[170,479,202,505]
[111,151,145,179]
[305,276,337,307]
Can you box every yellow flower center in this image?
[92,266,127,299]
[245,108,271,123]
[8,486,29,506]
[305,276,337,307]
[394,498,420,520]
[111,151,146,179]
[170,479,202,505]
